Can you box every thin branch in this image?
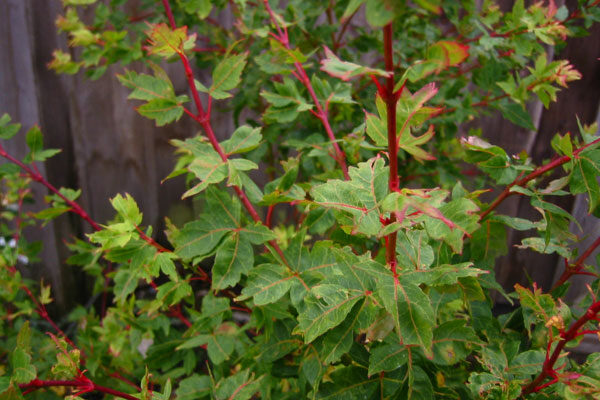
[262,0,350,180]
[382,23,399,274]
[552,236,600,291]
[334,9,358,51]
[480,137,600,221]
[0,143,167,253]
[160,0,291,265]
[19,378,138,400]
[521,301,600,396]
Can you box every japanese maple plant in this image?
[2,0,600,399]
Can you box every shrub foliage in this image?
[2,0,600,399]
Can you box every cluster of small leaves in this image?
[2,1,600,400]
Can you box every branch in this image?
[480,137,600,221]
[521,301,600,396]
[160,0,290,264]
[262,0,350,180]
[552,235,600,291]
[382,23,399,275]
[0,143,167,253]
[19,377,139,400]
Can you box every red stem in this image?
[262,0,350,180]
[552,235,600,291]
[480,137,600,221]
[266,204,275,228]
[19,284,78,351]
[0,144,166,252]
[383,23,398,274]
[333,9,358,51]
[161,0,290,268]
[19,378,138,400]
[521,301,600,395]
[0,145,101,231]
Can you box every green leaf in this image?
[157,280,193,306]
[396,83,439,161]
[179,0,213,19]
[320,46,390,81]
[341,0,366,21]
[138,98,186,127]
[0,382,25,400]
[365,0,402,27]
[174,188,240,259]
[427,40,469,72]
[24,126,60,162]
[256,319,301,363]
[300,345,324,387]
[396,230,434,269]
[176,374,211,400]
[0,114,21,139]
[316,366,378,399]
[516,237,571,258]
[431,320,479,365]
[11,322,36,384]
[210,52,248,99]
[378,275,435,358]
[398,125,436,162]
[34,206,72,221]
[111,193,142,225]
[318,298,376,364]
[515,283,557,331]
[311,157,388,236]
[200,294,231,329]
[368,338,409,375]
[145,23,196,58]
[113,268,139,304]
[414,0,442,14]
[508,350,545,377]
[422,197,480,254]
[365,111,387,147]
[212,233,253,290]
[118,71,175,101]
[221,126,262,155]
[497,102,536,130]
[215,369,263,400]
[154,252,178,280]
[570,149,600,213]
[240,223,276,244]
[182,143,228,198]
[238,263,293,305]
[118,70,188,126]
[398,366,434,399]
[463,136,519,184]
[296,284,364,343]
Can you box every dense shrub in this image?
[2,0,600,398]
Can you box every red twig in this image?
[109,372,142,391]
[262,0,350,180]
[160,0,291,268]
[266,204,275,228]
[0,143,166,252]
[382,23,399,274]
[480,137,600,221]
[521,301,600,395]
[552,236,600,291]
[0,144,101,231]
[333,8,358,51]
[19,377,138,400]
[168,304,192,328]
[19,284,78,351]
